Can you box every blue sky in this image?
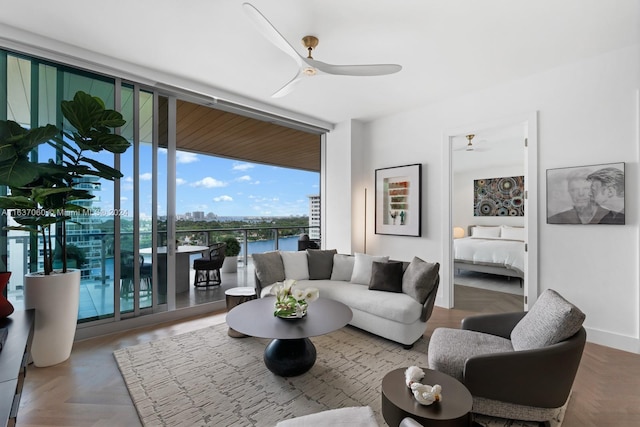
[126,150,319,219]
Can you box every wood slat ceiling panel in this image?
[176,100,320,172]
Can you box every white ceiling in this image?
[0,0,637,127]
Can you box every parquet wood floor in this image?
[15,288,640,427]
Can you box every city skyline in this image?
[123,151,319,219]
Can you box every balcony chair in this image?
[427,289,586,427]
[193,242,226,287]
[121,252,153,299]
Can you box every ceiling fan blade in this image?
[242,3,304,67]
[272,70,305,98]
[309,59,402,76]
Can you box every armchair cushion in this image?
[511,289,585,351]
[428,328,513,381]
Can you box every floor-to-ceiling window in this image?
[2,47,323,336]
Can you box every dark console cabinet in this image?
[0,310,35,427]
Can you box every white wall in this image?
[333,45,640,353]
[453,165,525,234]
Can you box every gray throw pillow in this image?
[369,261,404,293]
[401,257,440,304]
[511,289,585,351]
[330,254,355,281]
[307,249,337,279]
[252,251,285,287]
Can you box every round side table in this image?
[225,287,257,337]
[381,367,472,427]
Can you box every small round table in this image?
[225,297,352,377]
[224,287,257,337]
[381,367,473,427]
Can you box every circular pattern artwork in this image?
[474,176,525,216]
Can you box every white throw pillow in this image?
[471,226,501,238]
[500,225,525,241]
[350,253,389,285]
[279,251,309,280]
[331,254,355,281]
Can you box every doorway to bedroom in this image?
[442,113,539,313]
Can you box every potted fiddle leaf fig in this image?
[0,90,130,367]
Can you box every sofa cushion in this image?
[292,279,422,324]
[307,249,337,279]
[428,327,513,381]
[350,253,389,285]
[402,257,440,304]
[252,251,285,287]
[369,261,403,293]
[280,251,309,280]
[511,289,585,351]
[331,254,355,281]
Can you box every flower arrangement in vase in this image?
[270,279,319,318]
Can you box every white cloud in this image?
[213,195,233,202]
[176,151,198,164]
[140,172,152,181]
[125,176,133,182]
[120,196,129,201]
[176,178,187,186]
[237,175,251,182]
[233,162,254,171]
[191,177,227,188]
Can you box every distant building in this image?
[192,211,205,220]
[308,195,320,240]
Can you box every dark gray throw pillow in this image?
[252,251,285,287]
[306,249,337,279]
[401,257,440,303]
[369,261,404,293]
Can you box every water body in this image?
[239,235,300,256]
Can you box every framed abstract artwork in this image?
[547,162,625,224]
[375,164,421,236]
[474,176,525,217]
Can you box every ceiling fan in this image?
[242,2,402,98]
[455,134,488,152]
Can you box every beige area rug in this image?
[114,323,566,427]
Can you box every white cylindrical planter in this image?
[24,269,81,367]
[221,256,238,273]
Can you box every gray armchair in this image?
[428,289,586,426]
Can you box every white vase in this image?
[24,269,81,367]
[221,256,238,273]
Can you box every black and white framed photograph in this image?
[375,163,421,236]
[547,162,625,225]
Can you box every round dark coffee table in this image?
[225,297,352,377]
[381,367,473,427]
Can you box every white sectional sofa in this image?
[252,250,440,347]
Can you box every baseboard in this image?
[585,326,640,354]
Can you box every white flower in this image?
[404,366,425,387]
[291,288,306,300]
[304,287,319,302]
[282,279,296,293]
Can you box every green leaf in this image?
[0,158,41,187]
[82,157,124,179]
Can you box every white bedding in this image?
[454,237,524,275]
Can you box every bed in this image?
[453,225,525,283]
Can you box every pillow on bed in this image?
[471,226,501,238]
[501,225,524,241]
